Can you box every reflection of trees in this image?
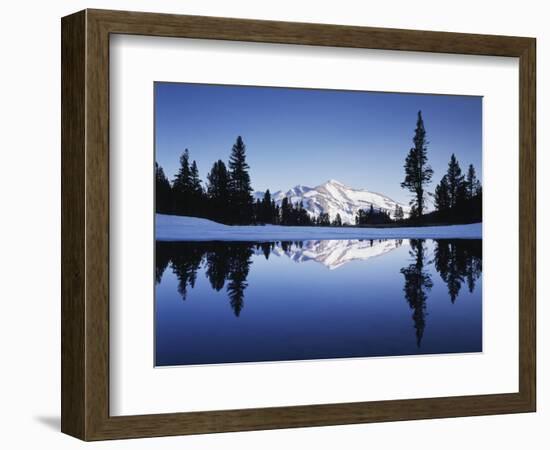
[226,246,253,316]
[157,238,482,329]
[205,247,232,291]
[169,245,204,300]
[434,240,482,303]
[400,239,433,347]
[256,242,274,260]
[399,238,482,347]
[281,241,292,253]
[155,242,171,284]
[156,242,254,315]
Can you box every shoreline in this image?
[156,214,482,242]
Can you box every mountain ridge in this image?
[254,179,409,224]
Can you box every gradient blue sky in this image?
[155,82,482,204]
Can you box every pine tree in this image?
[394,204,404,221]
[318,212,330,226]
[190,161,203,196]
[172,149,193,215]
[261,190,273,223]
[273,202,280,225]
[434,175,450,212]
[206,160,230,223]
[333,213,343,227]
[189,160,204,216]
[281,197,291,225]
[155,162,172,214]
[446,154,464,209]
[401,111,433,218]
[253,198,262,224]
[228,136,254,224]
[465,164,481,200]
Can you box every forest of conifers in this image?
[155,111,482,227]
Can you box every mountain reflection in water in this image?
[155,238,482,366]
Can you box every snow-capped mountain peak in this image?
[254,179,409,224]
[268,239,402,270]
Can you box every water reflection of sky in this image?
[155,239,482,366]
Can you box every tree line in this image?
[355,204,405,225]
[156,136,255,225]
[157,136,361,227]
[157,136,329,226]
[399,110,482,224]
[351,110,481,226]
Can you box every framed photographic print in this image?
[61,9,536,440]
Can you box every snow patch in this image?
[156,214,482,241]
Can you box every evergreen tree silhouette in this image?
[465,164,481,200]
[318,212,330,226]
[401,111,433,218]
[155,162,172,214]
[261,190,273,223]
[281,197,291,225]
[253,198,262,224]
[206,159,230,222]
[172,149,193,215]
[394,204,405,221]
[228,136,254,224]
[434,174,450,213]
[446,154,465,209]
[189,160,204,216]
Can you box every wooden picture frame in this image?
[61,9,536,441]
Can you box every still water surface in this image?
[155,238,482,366]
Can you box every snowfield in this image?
[156,214,482,241]
[254,179,410,224]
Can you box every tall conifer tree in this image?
[261,189,273,223]
[189,160,204,216]
[206,160,230,222]
[155,162,172,214]
[172,149,193,215]
[434,175,450,212]
[465,164,481,200]
[446,154,465,209]
[228,136,253,224]
[401,111,433,218]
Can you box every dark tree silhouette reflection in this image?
[226,246,253,316]
[205,246,232,291]
[400,239,433,347]
[169,245,204,300]
[155,243,171,284]
[256,242,274,260]
[156,241,254,315]
[434,240,482,303]
[399,238,482,347]
[156,238,482,332]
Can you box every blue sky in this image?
[155,82,482,204]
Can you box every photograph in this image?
[154,82,483,367]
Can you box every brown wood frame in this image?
[61,8,536,441]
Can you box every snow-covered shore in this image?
[156,214,482,241]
